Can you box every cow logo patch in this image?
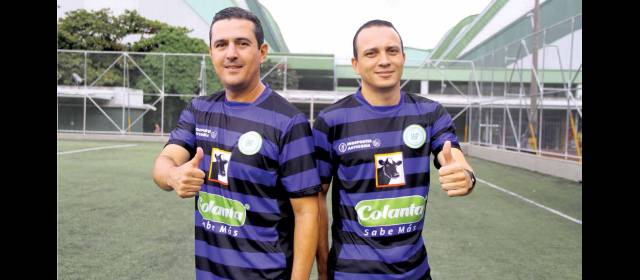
[403,124,426,149]
[209,148,231,185]
[374,152,405,188]
[238,131,262,155]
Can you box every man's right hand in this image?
[167,147,205,198]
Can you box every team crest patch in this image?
[238,131,262,155]
[374,152,405,188]
[403,124,426,149]
[208,148,231,186]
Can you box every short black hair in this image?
[352,19,404,58]
[209,7,264,49]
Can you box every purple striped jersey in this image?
[166,86,321,279]
[313,89,460,280]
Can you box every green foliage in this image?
[57,8,223,132]
[57,8,221,97]
[57,9,125,51]
[57,9,169,51]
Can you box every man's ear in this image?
[351,57,360,75]
[259,43,269,64]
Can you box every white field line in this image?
[57,144,138,155]
[477,178,582,225]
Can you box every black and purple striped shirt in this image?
[167,85,321,279]
[313,89,460,280]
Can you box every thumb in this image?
[189,147,204,167]
[442,141,453,166]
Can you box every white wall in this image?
[462,143,582,182]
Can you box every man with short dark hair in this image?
[314,19,476,280]
[153,7,321,280]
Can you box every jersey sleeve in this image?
[278,113,322,198]
[166,97,197,158]
[429,103,461,169]
[312,113,333,185]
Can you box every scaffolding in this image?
[57,15,581,162]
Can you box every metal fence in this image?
[57,15,581,161]
[57,50,336,135]
[466,14,582,161]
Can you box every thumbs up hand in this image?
[168,147,206,198]
[188,147,205,168]
[441,140,454,166]
[438,141,473,197]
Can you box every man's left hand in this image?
[438,141,473,197]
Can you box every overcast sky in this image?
[259,0,493,60]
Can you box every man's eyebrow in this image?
[362,47,379,53]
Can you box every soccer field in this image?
[57,139,581,279]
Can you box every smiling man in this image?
[152,7,321,280]
[313,20,476,280]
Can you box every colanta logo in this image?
[198,192,246,226]
[354,195,426,227]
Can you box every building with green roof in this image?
[57,0,289,52]
[57,0,582,160]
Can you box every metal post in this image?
[488,60,493,145]
[530,0,540,155]
[57,51,59,132]
[518,45,527,151]
[467,61,473,143]
[83,51,87,135]
[333,55,337,91]
[127,55,131,133]
[538,30,546,155]
[122,53,127,134]
[426,61,431,94]
[538,92,543,154]
[542,30,547,85]
[496,55,505,148]
[518,94,523,151]
[564,87,570,159]
[569,17,576,95]
[57,16,59,133]
[517,87,522,152]
[161,54,165,135]
[564,18,577,159]
[477,98,482,144]
[202,55,207,95]
[468,98,473,143]
[283,56,288,91]
[310,93,315,124]
[503,49,511,149]
[479,58,484,96]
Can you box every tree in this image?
[57,8,222,133]
[57,9,168,51]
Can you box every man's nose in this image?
[378,53,391,67]
[225,43,238,60]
